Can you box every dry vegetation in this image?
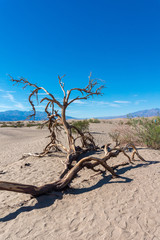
[0,121,43,128]
[109,117,160,149]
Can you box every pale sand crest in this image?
[0,122,160,240]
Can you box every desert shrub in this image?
[71,120,89,134]
[1,123,8,127]
[130,117,160,149]
[37,123,45,129]
[109,131,120,143]
[118,120,124,125]
[109,125,141,146]
[107,120,113,124]
[14,121,25,128]
[88,118,100,123]
[26,123,36,127]
[26,122,42,127]
[126,118,140,126]
[1,121,25,128]
[110,117,160,149]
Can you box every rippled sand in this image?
[0,122,160,240]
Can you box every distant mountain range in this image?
[0,108,159,121]
[0,110,74,121]
[99,108,160,119]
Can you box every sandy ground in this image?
[0,122,160,240]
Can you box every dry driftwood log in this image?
[0,75,146,198]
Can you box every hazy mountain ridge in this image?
[0,108,160,121]
[99,108,160,119]
[0,110,74,121]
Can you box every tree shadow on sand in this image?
[0,193,63,222]
[0,160,159,222]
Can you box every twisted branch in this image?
[0,143,145,197]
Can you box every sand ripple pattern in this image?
[0,123,160,240]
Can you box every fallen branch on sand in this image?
[0,143,145,197]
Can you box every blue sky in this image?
[0,0,160,118]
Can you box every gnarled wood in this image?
[0,143,145,197]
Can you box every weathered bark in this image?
[0,144,145,197]
[0,155,117,196]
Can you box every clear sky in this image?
[0,0,160,118]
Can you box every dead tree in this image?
[9,74,104,169]
[0,75,146,198]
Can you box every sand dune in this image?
[0,122,160,240]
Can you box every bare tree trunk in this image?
[61,106,78,168]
